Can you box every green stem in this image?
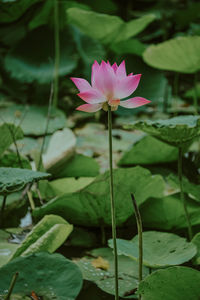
[108,106,119,300]
[178,147,193,240]
[131,194,143,300]
[5,272,19,300]
[193,73,198,115]
[53,0,60,108]
[173,73,179,114]
[1,195,7,227]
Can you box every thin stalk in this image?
[108,106,119,300]
[38,82,54,171]
[131,193,143,300]
[178,147,193,240]
[5,272,19,300]
[193,73,198,115]
[0,195,7,227]
[173,72,179,114]
[53,0,60,108]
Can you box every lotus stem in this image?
[193,72,198,115]
[0,195,7,227]
[108,106,119,300]
[53,0,60,108]
[178,147,193,240]
[5,272,19,300]
[131,193,143,300]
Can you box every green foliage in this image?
[140,193,200,230]
[0,123,23,157]
[0,230,18,268]
[11,214,73,259]
[143,36,200,73]
[33,166,165,226]
[138,267,200,300]
[191,233,200,264]
[49,177,94,195]
[125,115,200,146]
[109,231,197,268]
[4,27,78,83]
[0,252,83,300]
[0,167,50,195]
[119,135,178,165]
[0,105,66,136]
[67,8,155,44]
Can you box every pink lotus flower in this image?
[71,60,150,112]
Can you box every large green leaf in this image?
[111,39,146,56]
[119,135,178,165]
[76,248,148,298]
[11,215,73,259]
[0,123,23,157]
[0,105,66,136]
[54,154,99,178]
[0,252,83,300]
[67,8,155,44]
[33,166,165,226]
[4,26,78,83]
[138,267,200,300]
[0,167,50,195]
[0,0,41,23]
[143,36,200,73]
[109,231,196,268]
[42,128,76,172]
[140,193,200,230]
[125,115,200,146]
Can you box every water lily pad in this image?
[143,36,200,73]
[125,115,200,146]
[33,166,165,226]
[4,27,78,83]
[11,215,73,259]
[109,231,197,268]
[140,193,200,230]
[42,128,76,172]
[76,247,148,298]
[0,123,23,157]
[0,167,50,195]
[119,135,178,165]
[138,266,200,300]
[0,105,66,136]
[0,252,83,300]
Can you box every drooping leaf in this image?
[138,267,200,300]
[0,252,83,300]
[4,26,78,83]
[67,8,155,44]
[109,231,196,268]
[140,193,200,230]
[11,214,73,259]
[0,105,66,136]
[0,167,50,195]
[33,166,165,226]
[125,115,200,146]
[0,123,23,157]
[119,135,178,166]
[42,128,76,172]
[143,36,200,73]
